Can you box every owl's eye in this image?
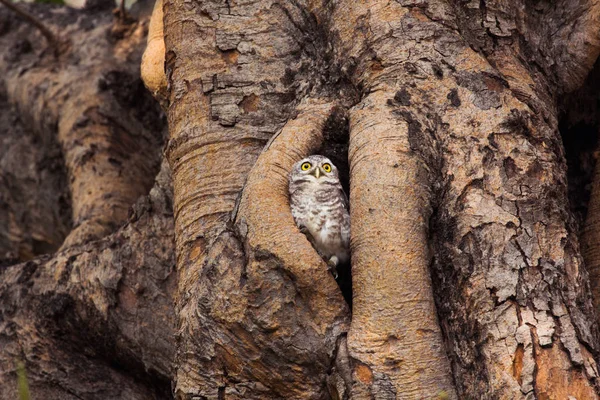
[322,163,332,173]
[301,162,312,171]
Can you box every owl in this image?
[289,155,350,277]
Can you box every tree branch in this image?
[0,8,165,250]
[0,0,59,50]
[0,161,176,397]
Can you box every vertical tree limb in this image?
[319,1,458,397]
[434,36,600,400]
[347,89,456,398]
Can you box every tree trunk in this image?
[3,0,600,399]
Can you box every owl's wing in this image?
[300,225,318,247]
[291,208,317,247]
[340,185,349,211]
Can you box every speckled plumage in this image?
[289,155,350,274]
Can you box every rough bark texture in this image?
[3,0,600,399]
[0,161,176,399]
[322,2,458,397]
[428,1,600,398]
[162,1,353,397]
[0,4,173,399]
[0,2,165,250]
[161,0,600,398]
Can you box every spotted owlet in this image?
[289,155,350,276]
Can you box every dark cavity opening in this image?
[318,106,352,309]
[559,59,600,231]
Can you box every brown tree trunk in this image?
[3,0,600,399]
[160,0,600,398]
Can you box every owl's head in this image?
[290,155,340,182]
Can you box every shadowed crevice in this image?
[317,106,352,308]
[560,57,600,229]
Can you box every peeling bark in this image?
[160,0,600,398]
[163,0,351,396]
[0,161,176,399]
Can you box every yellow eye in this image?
[322,163,332,173]
[301,162,312,171]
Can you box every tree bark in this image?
[160,0,600,398]
[0,2,164,251]
[3,0,600,399]
[0,88,71,260]
[0,4,173,399]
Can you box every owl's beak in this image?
[311,168,321,179]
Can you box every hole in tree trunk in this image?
[559,58,600,231]
[318,106,352,309]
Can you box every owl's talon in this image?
[327,257,339,279]
[327,264,338,279]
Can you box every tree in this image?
[3,0,600,399]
